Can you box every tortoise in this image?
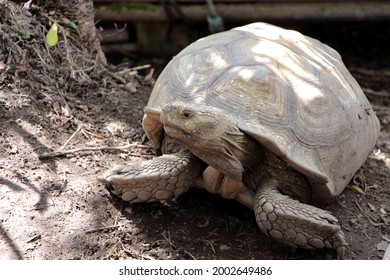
[98,22,380,258]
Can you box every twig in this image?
[184,250,197,260]
[372,104,390,115]
[350,67,390,77]
[59,125,83,150]
[362,87,389,98]
[120,243,156,260]
[27,234,41,243]
[85,225,120,234]
[197,217,210,228]
[80,128,91,141]
[81,128,104,139]
[41,162,55,173]
[116,64,151,76]
[38,143,152,159]
[129,64,151,72]
[354,199,382,227]
[204,239,216,254]
[102,68,127,84]
[162,231,176,249]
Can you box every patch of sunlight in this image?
[184,49,229,87]
[104,121,127,136]
[184,72,196,87]
[371,149,390,170]
[250,40,283,57]
[237,23,281,41]
[209,50,230,68]
[238,68,256,81]
[294,84,325,105]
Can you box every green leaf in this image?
[70,21,77,30]
[9,19,23,26]
[21,34,30,40]
[45,21,59,47]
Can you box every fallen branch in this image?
[38,143,153,159]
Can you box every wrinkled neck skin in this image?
[161,103,263,181]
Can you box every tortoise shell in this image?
[143,22,380,203]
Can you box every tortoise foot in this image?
[254,179,346,259]
[97,151,203,204]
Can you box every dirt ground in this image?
[1,4,389,260]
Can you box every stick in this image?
[38,143,152,159]
[354,199,382,227]
[102,68,127,84]
[85,225,120,234]
[116,64,151,76]
[27,234,41,243]
[59,125,82,150]
[362,87,389,98]
[184,250,197,260]
[204,239,216,254]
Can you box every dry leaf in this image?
[61,118,71,129]
[52,101,60,112]
[144,68,154,81]
[0,61,6,70]
[78,105,89,112]
[368,203,376,212]
[15,64,28,72]
[125,82,137,93]
[62,103,71,117]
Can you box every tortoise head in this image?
[161,102,261,180]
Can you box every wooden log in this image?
[93,0,390,3]
[94,2,390,22]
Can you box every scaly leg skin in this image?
[97,150,204,204]
[254,178,346,259]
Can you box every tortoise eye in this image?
[181,109,193,119]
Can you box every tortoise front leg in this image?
[97,150,203,204]
[254,178,346,259]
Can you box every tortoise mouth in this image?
[161,119,195,144]
[160,103,197,141]
[163,123,184,138]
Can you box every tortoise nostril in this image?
[162,104,174,114]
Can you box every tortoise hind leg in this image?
[254,178,346,259]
